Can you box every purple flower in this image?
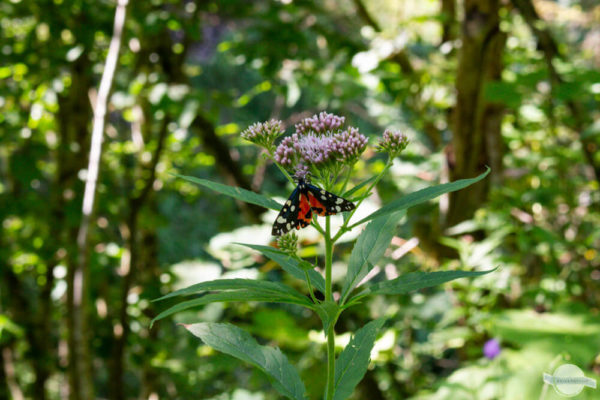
[294,164,310,180]
[274,111,368,178]
[377,129,409,157]
[295,133,336,166]
[274,136,296,166]
[295,112,345,136]
[332,127,368,164]
[241,119,284,151]
[483,338,501,360]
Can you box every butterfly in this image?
[272,178,355,236]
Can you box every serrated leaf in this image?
[340,211,405,303]
[315,300,340,334]
[172,173,282,210]
[352,168,490,226]
[361,268,496,298]
[333,319,386,400]
[184,322,307,400]
[153,278,308,303]
[151,289,313,327]
[238,243,326,293]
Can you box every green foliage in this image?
[172,173,282,211]
[184,322,307,400]
[152,287,313,326]
[2,0,599,398]
[362,269,497,296]
[238,243,326,293]
[157,163,492,399]
[315,300,341,335]
[333,319,386,400]
[353,168,490,226]
[340,211,406,302]
[154,278,308,303]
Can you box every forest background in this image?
[1,0,600,399]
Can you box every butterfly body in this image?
[272,179,355,236]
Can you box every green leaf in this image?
[343,176,377,198]
[153,278,307,303]
[315,300,340,334]
[172,173,282,211]
[333,319,386,400]
[340,211,405,303]
[151,290,313,326]
[184,322,307,400]
[238,243,326,293]
[352,168,490,226]
[361,268,496,297]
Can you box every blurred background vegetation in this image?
[1,0,600,399]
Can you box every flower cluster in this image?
[242,113,409,184]
[277,232,298,255]
[274,113,367,177]
[241,119,284,152]
[331,127,368,164]
[377,129,409,158]
[295,112,345,135]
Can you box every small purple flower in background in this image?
[241,119,284,151]
[295,112,345,135]
[483,338,501,360]
[377,128,409,158]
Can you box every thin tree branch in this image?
[72,0,128,398]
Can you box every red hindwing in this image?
[271,179,356,236]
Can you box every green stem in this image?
[304,269,319,304]
[339,166,352,194]
[265,152,295,185]
[324,215,335,400]
[325,217,333,301]
[326,324,335,400]
[274,161,295,185]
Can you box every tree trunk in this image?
[446,0,506,227]
[109,112,168,400]
[441,0,458,43]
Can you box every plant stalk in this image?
[326,324,335,400]
[324,216,336,400]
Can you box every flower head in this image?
[332,127,368,165]
[241,119,284,151]
[274,112,368,178]
[294,164,310,180]
[483,338,501,360]
[377,129,409,158]
[277,232,298,255]
[295,112,345,136]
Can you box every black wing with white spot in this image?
[305,182,355,216]
[271,186,302,236]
